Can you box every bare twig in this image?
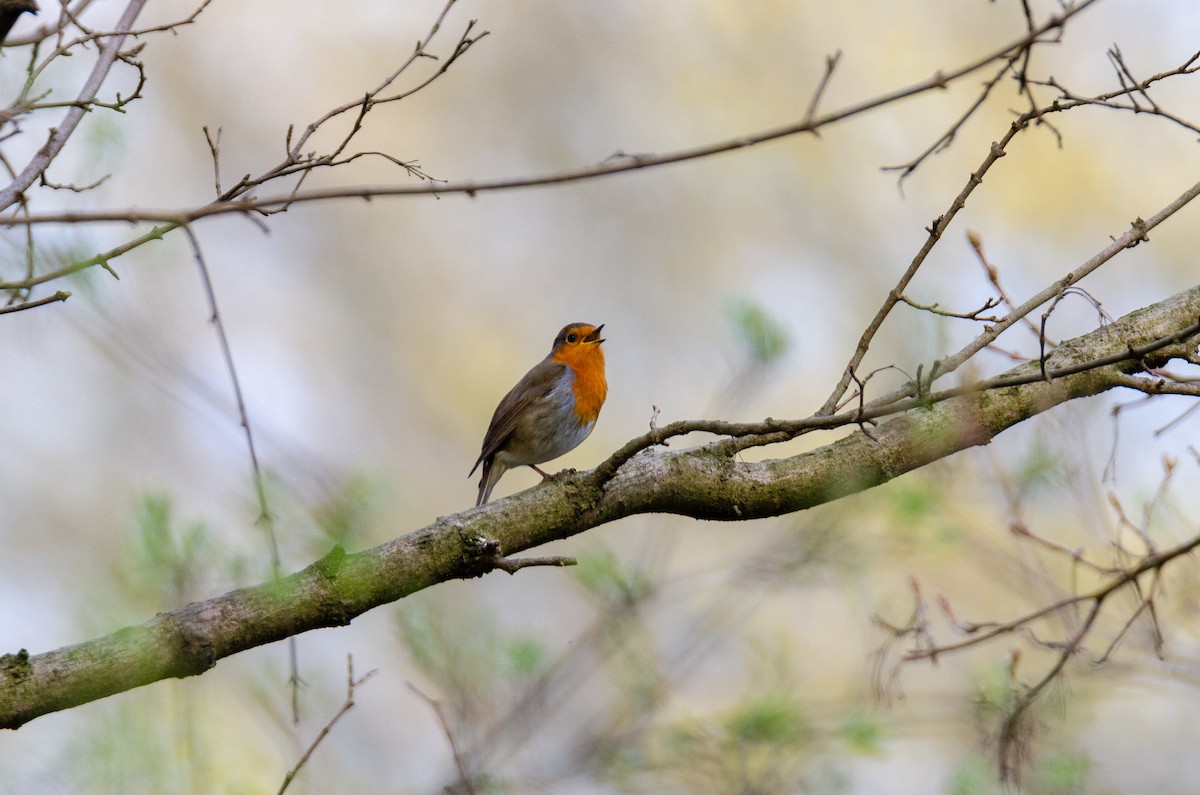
[278,656,377,795]
[1010,522,1105,574]
[967,228,1048,343]
[1153,398,1200,436]
[817,130,1021,415]
[1038,286,1112,380]
[2,0,89,47]
[883,55,1020,182]
[407,682,476,795]
[37,171,109,192]
[1095,569,1163,664]
[1031,48,1200,135]
[802,50,841,128]
[0,0,149,211]
[0,221,177,292]
[899,293,1002,322]
[819,43,1200,416]
[0,288,68,314]
[490,554,578,574]
[203,126,223,197]
[469,537,576,575]
[902,531,1200,662]
[855,182,1200,414]
[182,226,278,564]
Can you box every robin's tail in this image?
[472,456,508,506]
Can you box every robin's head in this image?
[551,322,605,354]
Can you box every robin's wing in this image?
[469,359,567,475]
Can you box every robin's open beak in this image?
[585,324,605,344]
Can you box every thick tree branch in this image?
[1,282,1197,730]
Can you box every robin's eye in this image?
[566,333,578,343]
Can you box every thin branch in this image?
[466,537,577,575]
[37,171,109,192]
[819,44,1200,416]
[182,225,300,721]
[203,126,223,197]
[182,227,277,561]
[277,0,466,169]
[1095,569,1163,664]
[0,0,149,211]
[1153,397,1200,435]
[0,0,1104,231]
[1031,48,1200,135]
[373,18,488,105]
[858,180,1200,413]
[817,131,1022,415]
[0,221,178,292]
[883,55,1019,182]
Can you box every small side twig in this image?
[277,656,377,795]
[899,293,1002,322]
[470,537,576,575]
[203,125,222,197]
[490,554,577,574]
[967,228,1048,343]
[848,366,879,441]
[1039,286,1112,380]
[883,54,1019,183]
[802,50,841,130]
[0,288,69,314]
[37,170,109,192]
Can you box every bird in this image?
[470,322,607,506]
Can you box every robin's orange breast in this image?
[553,341,607,426]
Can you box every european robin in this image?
[470,322,607,506]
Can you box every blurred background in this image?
[2,0,1200,792]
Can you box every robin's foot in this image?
[530,465,577,482]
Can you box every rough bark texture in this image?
[2,284,1198,729]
